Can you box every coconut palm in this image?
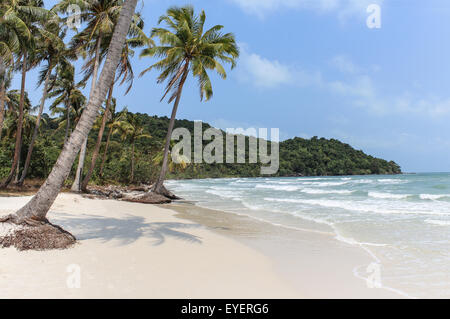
[81,14,149,191]
[47,62,86,143]
[17,20,66,186]
[6,0,138,225]
[0,70,12,142]
[0,26,17,142]
[3,89,34,139]
[2,89,35,181]
[139,5,239,196]
[0,0,53,188]
[115,112,150,183]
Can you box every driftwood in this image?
[81,184,179,203]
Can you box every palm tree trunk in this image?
[0,81,5,142]
[64,104,71,144]
[0,52,27,189]
[14,144,21,183]
[10,0,138,222]
[18,65,52,186]
[71,138,87,192]
[72,31,103,192]
[131,140,135,183]
[153,62,190,195]
[99,125,112,179]
[81,81,114,191]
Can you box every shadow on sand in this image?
[51,212,203,246]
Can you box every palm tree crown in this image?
[140,5,239,102]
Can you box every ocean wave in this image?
[348,179,374,184]
[254,184,299,191]
[263,197,450,216]
[301,188,354,195]
[377,179,407,184]
[424,219,450,226]
[419,194,450,200]
[368,192,410,199]
[205,189,242,201]
[301,181,348,186]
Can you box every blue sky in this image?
[12,0,450,172]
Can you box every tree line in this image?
[0,111,402,185]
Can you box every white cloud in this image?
[237,44,323,89]
[241,52,292,88]
[238,47,450,118]
[328,76,450,117]
[229,0,383,20]
[330,55,361,74]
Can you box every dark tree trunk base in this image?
[0,216,76,251]
[152,185,181,200]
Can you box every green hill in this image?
[0,112,401,185]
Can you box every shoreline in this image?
[0,192,408,298]
[162,200,407,298]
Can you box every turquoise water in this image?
[166,173,450,298]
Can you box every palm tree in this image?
[81,14,149,191]
[0,0,53,189]
[99,100,126,178]
[6,0,138,225]
[0,25,17,142]
[54,0,124,192]
[2,89,35,182]
[140,5,239,196]
[17,20,66,186]
[47,62,86,143]
[3,89,34,139]
[0,70,12,142]
[115,112,150,183]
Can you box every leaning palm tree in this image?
[17,20,66,186]
[81,14,149,191]
[0,0,139,249]
[54,0,124,192]
[140,5,239,196]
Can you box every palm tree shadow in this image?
[51,212,202,246]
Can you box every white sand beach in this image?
[0,193,299,298]
[0,193,404,298]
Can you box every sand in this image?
[166,202,406,299]
[0,193,299,298]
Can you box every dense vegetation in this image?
[0,110,401,185]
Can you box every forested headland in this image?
[0,110,401,186]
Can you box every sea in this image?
[166,173,450,298]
